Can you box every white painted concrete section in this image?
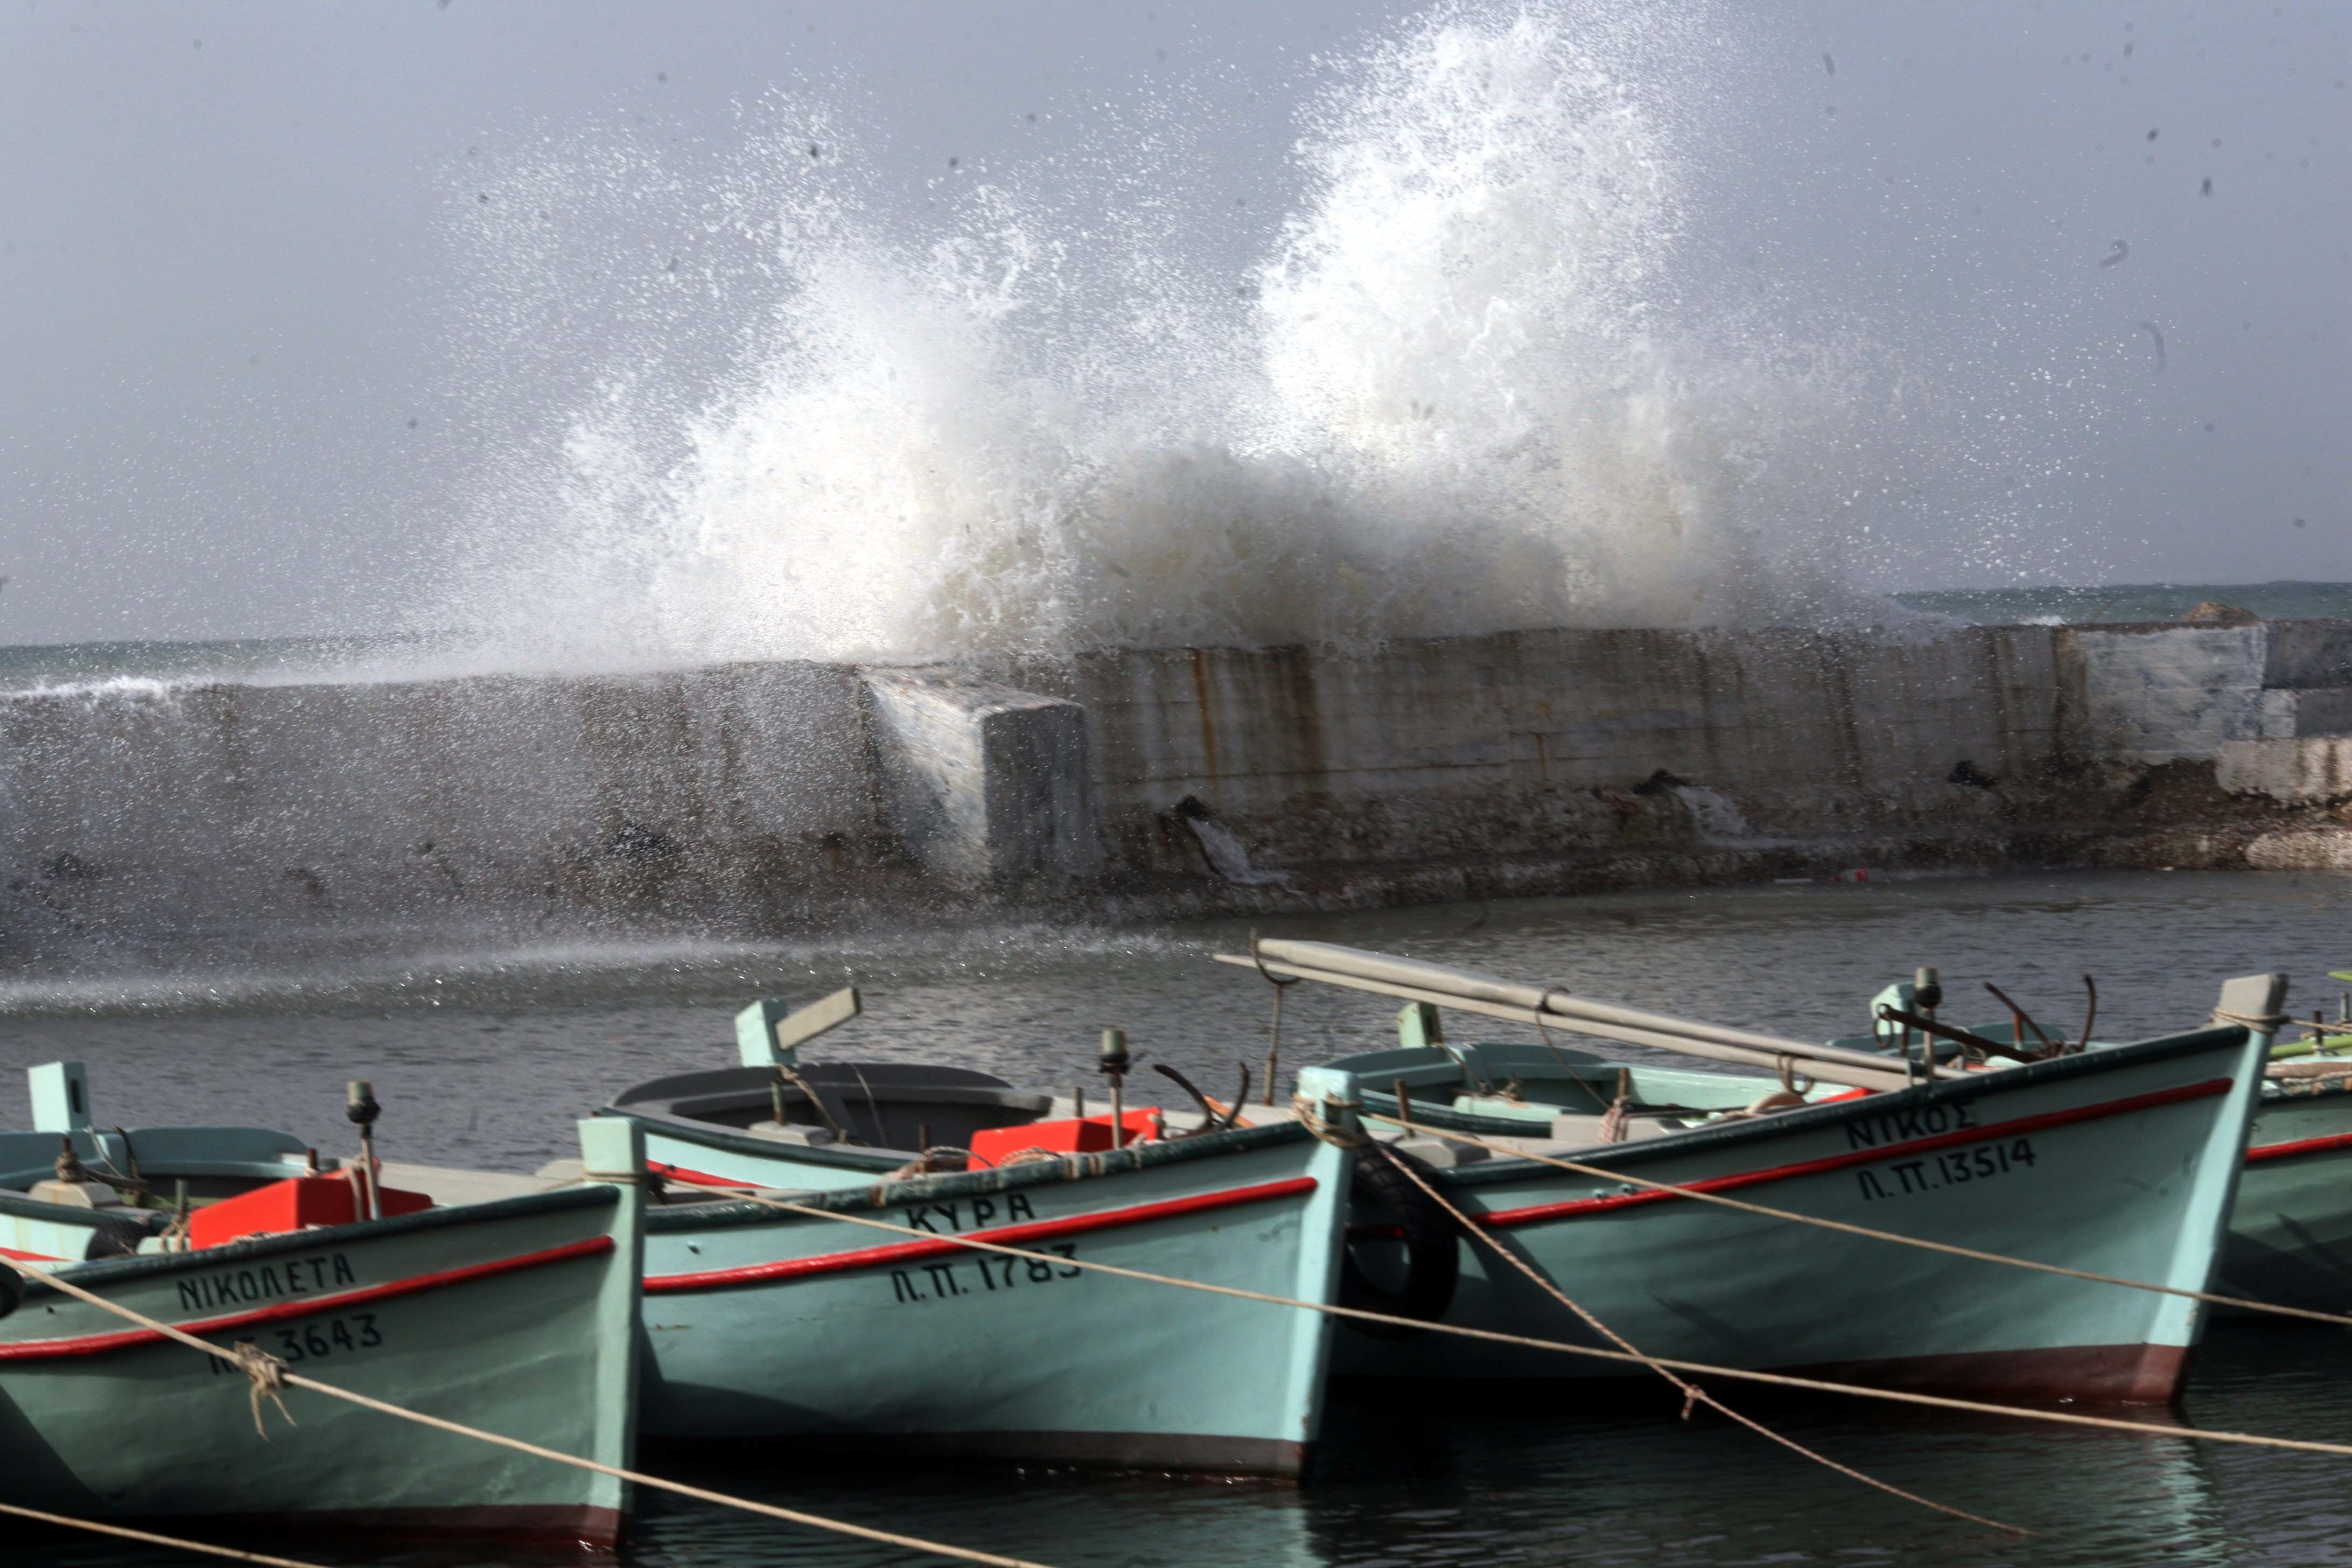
[2217,738,2352,802]
[863,669,1102,887]
[2061,624,2270,762]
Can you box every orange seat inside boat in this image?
[187,1172,431,1250]
[969,1109,1161,1166]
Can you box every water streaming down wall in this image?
[9,620,2352,951]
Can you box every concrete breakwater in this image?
[9,620,2352,944]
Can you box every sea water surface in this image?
[3,581,2347,694]
[12,867,2352,1568]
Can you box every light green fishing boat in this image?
[2218,968,2352,1310]
[1251,940,2281,1403]
[1842,972,2352,1315]
[0,1079,647,1548]
[0,1062,320,1269]
[599,992,1352,1476]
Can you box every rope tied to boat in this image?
[1362,1140,2029,1535]
[885,1147,986,1180]
[2211,1009,2291,1032]
[0,1500,332,1568]
[1293,1097,1369,1150]
[1365,1109,2352,1329]
[648,1174,2352,1494]
[774,1065,854,1144]
[0,1253,1065,1568]
[231,1339,296,1438]
[1535,988,1620,1116]
[52,1137,146,1198]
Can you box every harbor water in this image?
[12,866,2352,1566]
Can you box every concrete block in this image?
[2061,625,2268,761]
[2263,621,2352,689]
[2258,688,2352,739]
[1056,624,2062,860]
[0,659,880,926]
[2216,738,2352,802]
[862,670,1103,888]
[2248,828,2352,870]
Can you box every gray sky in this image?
[2,0,2346,646]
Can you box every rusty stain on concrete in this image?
[1188,647,1220,782]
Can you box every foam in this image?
[435,1,1902,669]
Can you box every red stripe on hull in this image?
[0,1236,614,1362]
[2245,1129,2352,1164]
[1482,1077,2232,1229]
[649,1161,763,1189]
[647,1175,1319,1293]
[0,1245,70,1264]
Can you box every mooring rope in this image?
[699,1183,2352,1466]
[0,1500,331,1568]
[1367,1110,2352,1329]
[694,1139,2022,1528]
[0,1256,1061,1568]
[1360,1140,2028,1535]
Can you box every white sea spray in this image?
[429,1,1923,670]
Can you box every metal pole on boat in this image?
[347,1080,381,1222]
[1100,1030,1130,1150]
[1914,968,1943,1079]
[1250,928,1300,1107]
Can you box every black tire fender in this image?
[1337,1142,1461,1339]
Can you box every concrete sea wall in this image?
[1030,626,2061,879]
[9,619,2352,942]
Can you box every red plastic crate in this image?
[969,1109,1161,1167]
[187,1172,431,1250]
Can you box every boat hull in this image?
[2218,1073,2352,1313]
[626,1121,1349,1475]
[0,1184,642,1544]
[1331,1024,2265,1402]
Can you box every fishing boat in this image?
[0,1062,323,1268]
[2230,1055,2352,1310]
[1236,940,2282,1404]
[597,991,1351,1475]
[1839,973,2352,1315]
[0,1062,647,1545]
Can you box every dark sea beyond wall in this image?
[2,582,2347,693]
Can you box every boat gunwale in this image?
[2263,1071,2352,1102]
[607,1064,1058,1174]
[1335,1023,2254,1189]
[0,1185,174,1230]
[20,1183,619,1296]
[636,1118,1313,1233]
